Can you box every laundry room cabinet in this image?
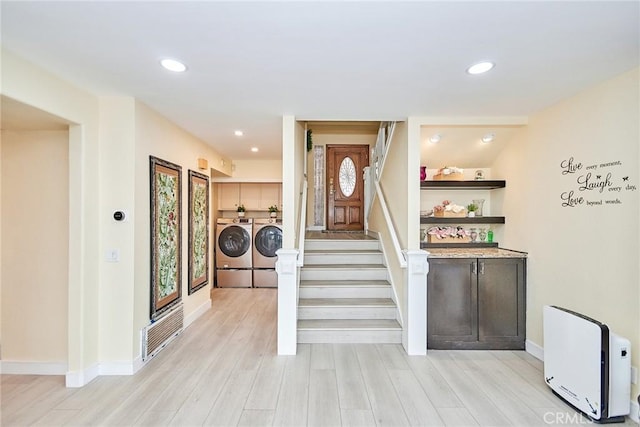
[427,256,526,350]
[218,183,241,210]
[216,182,282,212]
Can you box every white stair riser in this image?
[305,240,380,251]
[299,286,391,299]
[304,253,383,265]
[298,330,402,344]
[298,306,396,320]
[301,269,387,281]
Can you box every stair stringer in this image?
[366,230,404,329]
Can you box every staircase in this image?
[298,236,402,344]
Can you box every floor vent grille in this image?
[142,304,183,362]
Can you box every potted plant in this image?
[268,205,278,218]
[237,204,246,218]
[467,203,477,217]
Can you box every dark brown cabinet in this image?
[427,257,526,350]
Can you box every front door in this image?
[326,145,369,231]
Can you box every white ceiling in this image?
[1,1,638,160]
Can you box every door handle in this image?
[479,261,485,275]
[329,177,334,195]
[472,262,477,275]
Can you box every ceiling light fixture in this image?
[160,58,187,72]
[429,134,441,144]
[467,61,495,75]
[251,147,259,152]
[482,133,495,143]
[234,130,244,137]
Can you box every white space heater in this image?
[543,305,631,423]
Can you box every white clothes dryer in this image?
[216,218,253,287]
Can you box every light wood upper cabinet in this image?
[240,183,261,210]
[216,182,282,211]
[259,183,281,210]
[217,183,240,210]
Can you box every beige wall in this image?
[281,117,305,248]
[1,130,69,362]
[2,49,101,377]
[224,159,282,182]
[369,122,409,318]
[134,101,228,351]
[492,68,639,402]
[98,97,137,362]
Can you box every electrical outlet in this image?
[632,366,638,385]
[105,249,120,263]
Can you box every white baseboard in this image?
[184,298,212,328]
[525,339,544,361]
[98,356,143,376]
[630,398,639,423]
[66,363,99,388]
[0,360,67,375]
[306,226,325,231]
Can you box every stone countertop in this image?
[426,248,527,259]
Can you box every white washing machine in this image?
[252,218,282,288]
[216,218,253,288]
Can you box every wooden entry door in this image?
[326,145,369,231]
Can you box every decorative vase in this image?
[472,199,485,216]
[479,228,487,242]
[270,212,277,218]
[469,228,478,242]
[238,211,245,218]
[468,211,475,218]
[420,166,427,181]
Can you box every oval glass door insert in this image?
[339,156,356,197]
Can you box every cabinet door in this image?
[477,258,526,349]
[218,183,240,211]
[240,183,261,210]
[427,258,478,348]
[259,183,281,210]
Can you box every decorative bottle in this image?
[487,229,494,243]
[420,166,427,181]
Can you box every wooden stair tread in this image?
[298,319,401,330]
[299,280,391,287]
[299,298,395,307]
[302,264,386,269]
[305,249,382,254]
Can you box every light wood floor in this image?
[2,288,636,426]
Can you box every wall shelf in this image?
[420,180,506,190]
[421,242,499,249]
[421,216,505,225]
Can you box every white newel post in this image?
[403,250,429,355]
[276,249,299,355]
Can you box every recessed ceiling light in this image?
[234,130,244,137]
[429,134,441,144]
[251,147,259,152]
[482,133,495,143]
[160,58,187,72]
[467,61,495,75]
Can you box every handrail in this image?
[374,179,407,268]
[296,180,308,267]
